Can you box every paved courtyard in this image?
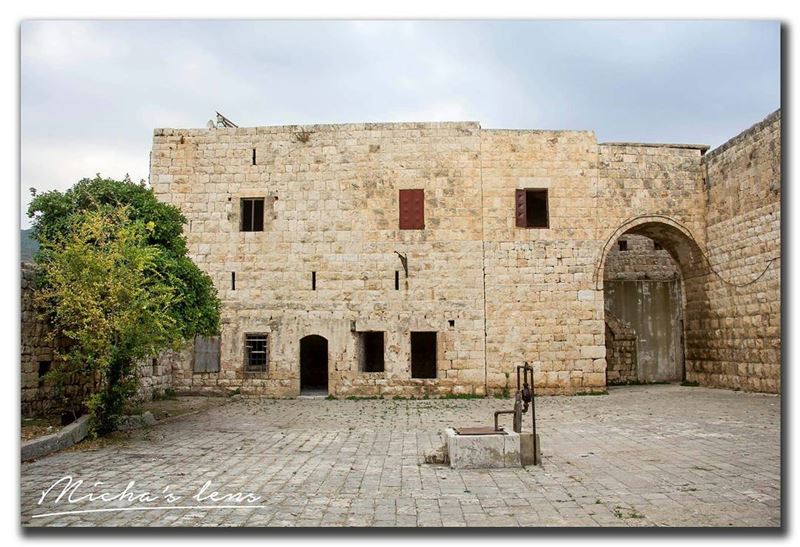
[21,385,780,527]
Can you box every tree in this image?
[28,176,220,434]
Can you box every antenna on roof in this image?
[216,111,238,128]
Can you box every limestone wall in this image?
[604,234,679,281]
[604,312,637,384]
[695,110,781,392]
[147,111,780,397]
[480,129,605,394]
[151,122,487,397]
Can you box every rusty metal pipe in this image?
[494,410,515,431]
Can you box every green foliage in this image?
[680,380,700,387]
[28,176,220,434]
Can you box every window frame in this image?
[515,188,549,229]
[244,333,269,374]
[240,197,265,232]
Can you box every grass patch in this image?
[152,388,177,401]
[442,393,484,400]
[325,394,337,400]
[345,395,380,400]
[613,505,645,520]
[680,380,700,387]
[613,379,670,386]
[575,390,608,396]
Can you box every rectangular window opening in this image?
[399,189,425,230]
[618,240,628,252]
[312,271,317,290]
[231,272,236,290]
[240,198,265,232]
[515,189,549,229]
[411,331,437,379]
[151,358,158,375]
[193,335,220,373]
[244,334,268,373]
[653,241,663,251]
[38,360,51,387]
[252,148,256,166]
[394,270,400,290]
[358,332,385,373]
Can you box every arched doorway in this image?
[300,335,328,394]
[597,218,709,386]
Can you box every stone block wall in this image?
[151,122,487,397]
[149,113,780,396]
[694,110,781,392]
[604,312,637,384]
[480,129,606,394]
[604,234,680,281]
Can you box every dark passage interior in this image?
[300,335,328,392]
[411,331,437,379]
[359,331,385,372]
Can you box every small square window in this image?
[399,189,425,230]
[358,332,385,373]
[244,334,268,373]
[515,189,549,228]
[653,241,663,251]
[241,198,265,232]
[618,240,628,252]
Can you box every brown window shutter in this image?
[399,189,425,229]
[515,189,527,227]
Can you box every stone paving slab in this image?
[21,385,781,527]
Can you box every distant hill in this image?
[21,228,38,263]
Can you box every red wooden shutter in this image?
[515,189,527,227]
[399,189,425,229]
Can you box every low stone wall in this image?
[604,313,638,384]
[21,415,90,462]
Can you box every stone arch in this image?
[595,215,709,289]
[596,215,711,385]
[299,334,329,393]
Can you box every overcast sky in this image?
[20,20,780,228]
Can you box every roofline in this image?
[600,142,710,153]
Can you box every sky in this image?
[19,20,781,228]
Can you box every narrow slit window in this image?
[252,148,257,165]
[244,334,268,373]
[240,198,265,232]
[395,270,400,290]
[312,271,317,290]
[411,331,437,379]
[515,189,549,228]
[231,272,236,290]
[358,332,385,373]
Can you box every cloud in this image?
[20,20,780,227]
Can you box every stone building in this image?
[143,109,780,398]
[20,109,781,414]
